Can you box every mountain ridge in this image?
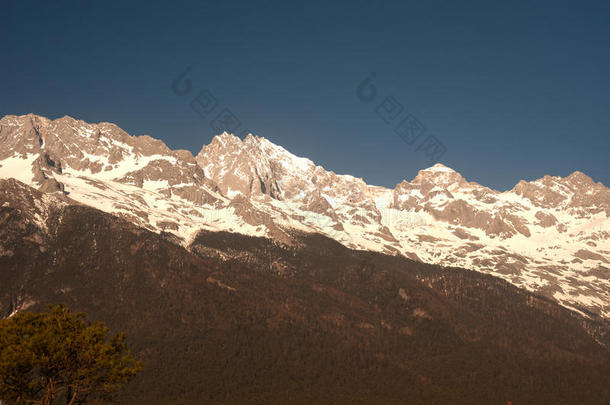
[1,113,608,318]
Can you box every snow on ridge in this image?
[1,114,609,319]
[0,153,38,185]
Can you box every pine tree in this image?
[0,305,143,405]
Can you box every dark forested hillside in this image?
[1,179,609,404]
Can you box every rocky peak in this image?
[411,163,466,190]
[0,114,219,205]
[392,164,478,210]
[512,171,609,213]
[209,131,242,148]
[196,133,283,199]
[565,171,596,188]
[196,133,368,204]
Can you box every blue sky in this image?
[2,0,609,190]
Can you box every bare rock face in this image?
[535,210,558,227]
[196,133,288,199]
[303,190,337,217]
[196,133,371,205]
[513,172,610,216]
[1,114,609,320]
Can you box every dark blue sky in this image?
[2,0,609,190]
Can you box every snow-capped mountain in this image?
[1,114,608,318]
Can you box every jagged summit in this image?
[423,163,457,172]
[566,170,596,185]
[197,131,363,202]
[209,131,241,145]
[1,114,609,319]
[411,163,465,188]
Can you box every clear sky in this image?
[2,0,609,190]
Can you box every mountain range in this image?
[1,113,607,319]
[1,113,610,403]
